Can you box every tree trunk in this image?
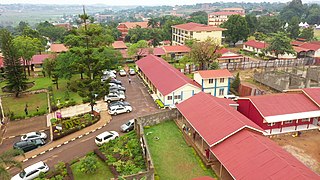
[15,91,19,98]
[56,80,59,90]
[80,73,83,79]
[27,61,31,76]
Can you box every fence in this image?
[219,58,316,71]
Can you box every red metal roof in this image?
[300,42,320,51]
[244,40,268,49]
[0,55,3,68]
[196,69,233,79]
[112,41,127,49]
[162,45,190,53]
[303,88,320,107]
[31,54,54,65]
[50,44,68,53]
[138,48,165,56]
[293,46,309,53]
[210,11,244,16]
[120,22,149,29]
[136,55,200,95]
[176,92,263,146]
[291,40,305,46]
[247,93,319,117]
[192,176,216,180]
[211,129,320,180]
[172,22,226,31]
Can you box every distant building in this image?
[117,22,149,41]
[193,69,233,97]
[95,14,113,23]
[208,8,245,26]
[216,48,244,63]
[221,7,245,14]
[162,45,190,60]
[53,23,72,31]
[171,22,225,45]
[112,41,127,50]
[49,44,68,53]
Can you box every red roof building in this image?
[302,88,320,107]
[117,22,149,40]
[243,40,268,50]
[136,55,201,106]
[216,48,244,63]
[112,41,127,50]
[208,10,245,26]
[237,92,320,135]
[172,22,225,32]
[162,45,190,60]
[50,44,68,53]
[176,92,319,179]
[31,54,55,65]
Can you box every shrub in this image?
[82,97,91,103]
[47,86,53,92]
[54,161,67,177]
[78,156,98,174]
[64,91,70,101]
[155,99,164,108]
[51,118,58,124]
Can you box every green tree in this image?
[13,36,44,76]
[189,38,221,70]
[286,16,300,39]
[245,14,258,35]
[231,72,240,92]
[299,27,314,41]
[128,40,149,60]
[188,11,208,25]
[42,58,56,78]
[148,17,158,28]
[0,29,28,97]
[257,16,282,35]
[266,31,295,59]
[36,21,66,42]
[280,0,304,22]
[79,156,98,174]
[209,61,220,70]
[221,15,249,46]
[305,4,320,25]
[0,149,24,180]
[253,32,268,41]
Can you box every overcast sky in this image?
[0,0,306,6]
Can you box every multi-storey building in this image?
[208,11,245,26]
[171,22,225,45]
[117,22,149,40]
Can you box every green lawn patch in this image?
[145,120,216,180]
[71,154,114,180]
[2,93,48,119]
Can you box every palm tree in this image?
[147,17,158,28]
[0,149,24,180]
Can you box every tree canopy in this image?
[265,31,295,58]
[221,15,249,46]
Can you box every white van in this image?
[95,131,119,146]
[11,161,49,180]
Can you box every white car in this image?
[108,105,132,115]
[119,69,127,76]
[102,70,116,79]
[21,132,47,141]
[11,161,49,180]
[104,92,126,103]
[120,119,135,132]
[129,68,136,75]
[95,131,119,146]
[224,94,239,100]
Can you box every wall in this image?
[163,84,201,106]
[136,109,178,127]
[193,31,223,45]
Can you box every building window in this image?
[267,122,275,126]
[174,95,181,99]
[209,79,214,84]
[167,96,172,100]
[219,88,224,96]
[190,32,193,36]
[301,118,310,122]
[284,120,293,124]
[220,78,224,83]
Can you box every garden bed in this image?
[99,131,146,177]
[52,112,100,141]
[145,120,216,179]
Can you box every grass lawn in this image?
[145,120,216,180]
[71,155,114,180]
[2,93,48,117]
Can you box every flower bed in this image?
[99,131,146,176]
[52,112,100,141]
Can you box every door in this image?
[25,169,39,180]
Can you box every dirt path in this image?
[271,130,320,174]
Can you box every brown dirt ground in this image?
[271,130,320,174]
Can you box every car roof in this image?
[24,161,45,173]
[96,131,113,139]
[128,119,135,123]
[25,132,39,136]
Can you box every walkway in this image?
[46,101,108,127]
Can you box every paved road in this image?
[10,73,161,176]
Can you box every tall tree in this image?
[188,11,208,25]
[257,16,282,35]
[221,15,249,46]
[147,17,158,28]
[299,27,314,41]
[286,16,300,39]
[13,36,43,76]
[36,21,66,42]
[245,14,258,35]
[0,149,24,180]
[42,58,56,78]
[189,38,221,70]
[0,30,28,97]
[265,31,295,59]
[280,0,304,22]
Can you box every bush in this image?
[64,91,70,101]
[47,86,53,92]
[82,97,91,103]
[78,156,98,174]
[155,99,164,108]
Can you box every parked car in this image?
[129,68,136,75]
[109,83,126,92]
[95,131,119,146]
[11,161,49,180]
[109,89,125,95]
[13,139,46,153]
[110,78,122,85]
[104,92,125,103]
[119,69,127,76]
[102,70,116,79]
[109,101,130,108]
[108,105,132,115]
[21,131,47,141]
[120,119,135,132]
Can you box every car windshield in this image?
[19,170,26,178]
[95,137,102,142]
[125,121,131,126]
